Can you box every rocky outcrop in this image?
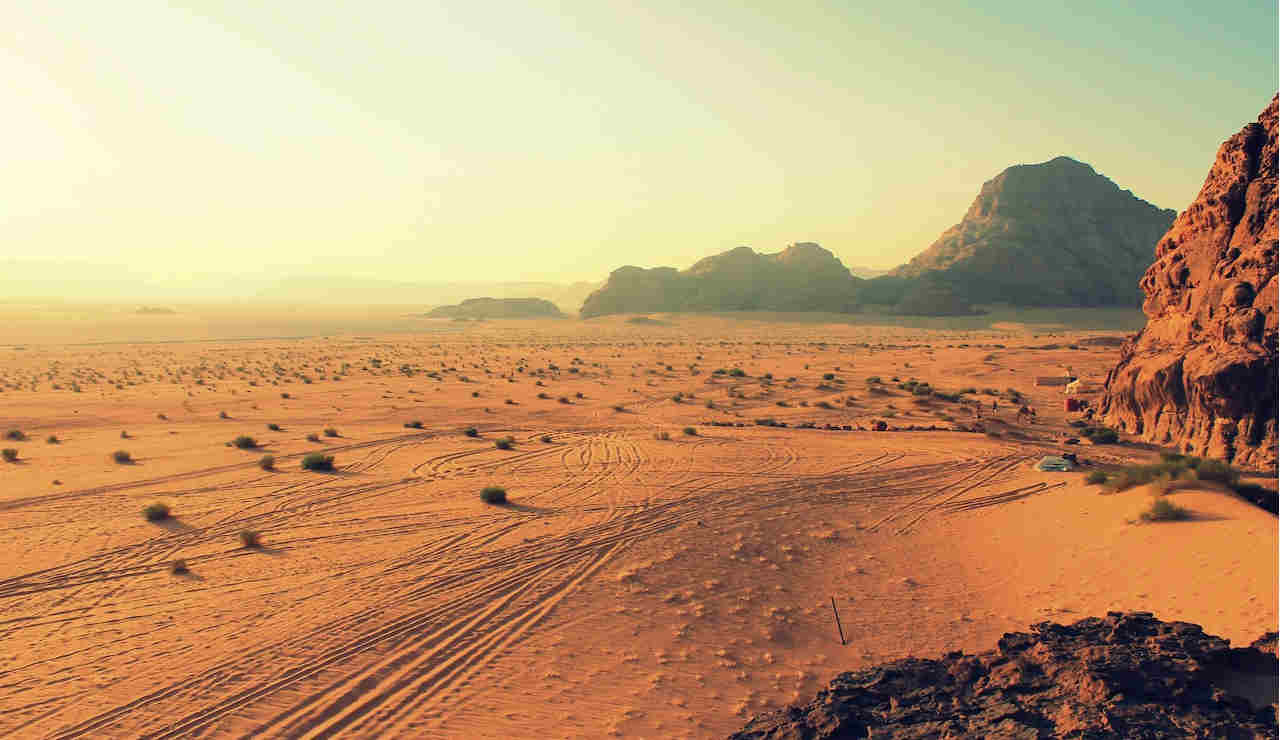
[890,156,1175,307]
[424,297,564,319]
[731,612,1278,739]
[579,243,861,318]
[1102,96,1278,469]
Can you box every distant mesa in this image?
[1102,95,1278,469]
[424,297,565,320]
[874,155,1175,309]
[580,242,862,318]
[136,306,176,315]
[625,315,669,325]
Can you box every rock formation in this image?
[579,243,861,318]
[424,297,564,319]
[1102,96,1278,469]
[731,611,1278,739]
[890,156,1176,307]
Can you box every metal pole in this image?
[831,596,846,645]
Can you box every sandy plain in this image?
[0,310,1274,739]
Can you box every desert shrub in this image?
[540,434,553,443]
[472,391,480,397]
[815,401,834,409]
[46,434,59,444]
[1083,426,1119,444]
[495,436,515,450]
[404,420,424,429]
[323,427,339,437]
[823,372,836,380]
[558,396,571,404]
[113,449,132,463]
[865,376,882,385]
[682,426,698,436]
[232,435,258,449]
[259,454,275,470]
[143,502,170,521]
[306,432,321,442]
[171,559,189,574]
[281,392,291,399]
[705,399,715,409]
[1,448,17,462]
[464,426,479,437]
[239,530,262,548]
[959,387,977,395]
[985,430,1002,438]
[575,391,584,399]
[729,368,746,377]
[480,485,507,504]
[301,453,335,471]
[1140,497,1190,522]
[537,392,551,399]
[120,430,130,439]
[1192,458,1239,486]
[612,404,626,412]
[219,411,229,419]
[4,429,25,441]
[1085,470,1108,485]
[932,391,961,402]
[654,430,671,440]
[267,423,282,431]
[157,413,168,420]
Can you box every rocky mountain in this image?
[890,156,1176,307]
[1102,96,1278,469]
[731,612,1279,739]
[579,243,861,318]
[425,297,564,319]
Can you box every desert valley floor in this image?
[0,313,1275,739]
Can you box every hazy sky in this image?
[4,1,1276,283]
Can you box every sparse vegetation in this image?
[46,434,59,444]
[259,454,275,470]
[171,559,189,574]
[5,429,25,441]
[267,423,282,431]
[682,426,698,436]
[143,502,170,521]
[1085,470,1108,485]
[301,453,335,471]
[1140,497,1191,522]
[540,434,553,443]
[232,435,258,450]
[1,448,17,462]
[323,427,339,438]
[464,426,479,437]
[495,436,515,450]
[239,530,263,548]
[1083,426,1119,444]
[306,432,321,442]
[404,420,424,429]
[480,485,507,504]
[113,449,133,464]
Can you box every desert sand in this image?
[0,313,1273,738]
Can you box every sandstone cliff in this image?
[1102,96,1278,469]
[891,156,1176,306]
[731,612,1278,739]
[579,243,860,318]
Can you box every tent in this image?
[1035,456,1075,472]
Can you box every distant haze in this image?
[4,1,1275,284]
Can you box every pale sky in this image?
[3,1,1276,283]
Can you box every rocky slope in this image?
[579,243,860,318]
[890,157,1176,307]
[1102,96,1278,469]
[424,297,564,319]
[731,612,1278,739]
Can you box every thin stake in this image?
[830,596,846,645]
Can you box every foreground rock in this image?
[579,243,860,318]
[425,297,564,319]
[731,612,1278,739]
[887,156,1175,308]
[1102,96,1278,469]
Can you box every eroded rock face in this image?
[730,612,1279,739]
[1102,96,1278,469]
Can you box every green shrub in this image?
[239,530,262,548]
[267,423,282,431]
[112,449,132,464]
[404,420,424,429]
[464,426,479,437]
[323,427,339,438]
[823,373,836,380]
[232,435,258,450]
[682,427,698,436]
[1192,458,1239,486]
[1,448,17,462]
[46,435,59,444]
[301,453,335,471]
[1084,426,1119,444]
[495,436,515,450]
[1085,470,1108,485]
[259,454,275,470]
[306,432,321,442]
[1140,497,1190,522]
[729,368,746,377]
[540,434,553,443]
[480,485,507,504]
[143,502,171,521]
[4,429,25,441]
